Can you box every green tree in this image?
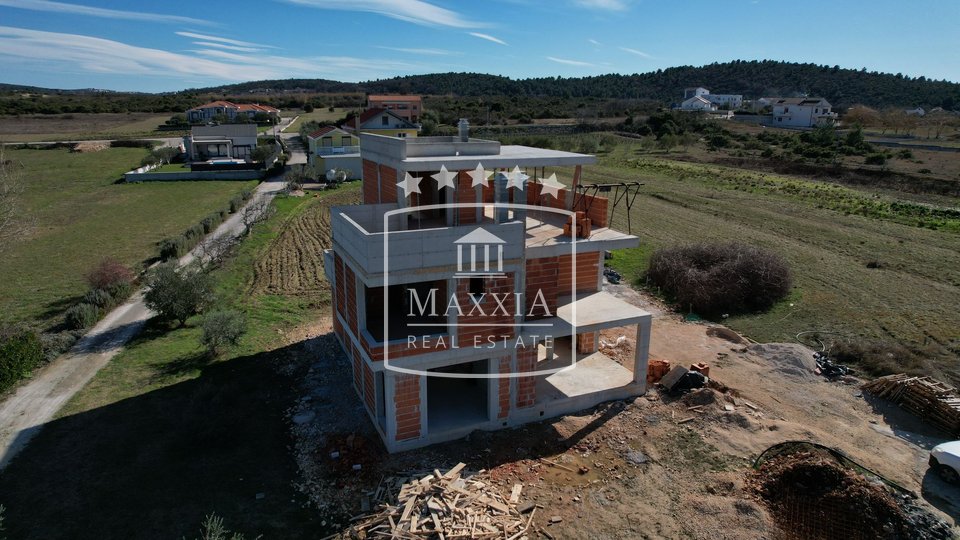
[144,263,213,326]
[200,309,247,356]
[250,145,274,163]
[1,327,43,393]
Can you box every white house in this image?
[905,107,926,117]
[770,97,838,127]
[186,100,280,123]
[680,95,717,111]
[683,87,710,99]
[682,87,743,109]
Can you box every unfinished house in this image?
[326,122,652,452]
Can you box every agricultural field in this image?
[0,147,257,327]
[284,107,350,132]
[557,137,960,384]
[0,187,359,540]
[0,113,180,142]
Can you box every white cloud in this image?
[376,46,459,56]
[588,38,602,46]
[574,0,629,10]
[0,0,210,25]
[547,56,594,67]
[0,26,418,84]
[190,42,262,53]
[469,32,508,46]
[282,0,484,28]
[175,32,272,49]
[620,47,652,58]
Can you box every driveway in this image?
[0,179,286,470]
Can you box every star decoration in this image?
[539,173,564,199]
[435,165,458,190]
[396,172,422,196]
[507,166,528,190]
[468,163,492,187]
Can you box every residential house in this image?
[680,95,717,112]
[345,108,420,138]
[325,121,651,452]
[367,95,423,123]
[183,124,258,162]
[682,87,743,109]
[770,97,838,127]
[306,126,361,178]
[683,87,710,99]
[186,100,280,123]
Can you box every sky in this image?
[0,0,957,92]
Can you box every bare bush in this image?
[85,257,134,291]
[646,242,792,316]
[197,234,238,269]
[0,146,27,252]
[241,198,275,234]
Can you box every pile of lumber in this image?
[345,463,536,539]
[862,374,960,435]
[562,211,591,239]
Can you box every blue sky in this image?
[0,0,957,92]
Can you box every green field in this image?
[0,188,359,539]
[283,107,349,132]
[0,113,182,142]
[0,147,257,327]
[567,141,960,383]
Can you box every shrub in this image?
[65,302,100,330]
[897,149,914,160]
[144,263,213,326]
[86,257,134,291]
[229,195,244,213]
[200,214,222,234]
[830,339,927,377]
[646,242,792,316]
[200,309,247,356]
[106,280,134,301]
[865,153,887,166]
[0,327,44,393]
[39,330,81,361]
[110,139,156,149]
[84,288,115,309]
[159,236,188,260]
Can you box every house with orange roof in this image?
[305,125,361,178]
[186,100,281,124]
[367,95,422,123]
[344,108,420,139]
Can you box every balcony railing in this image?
[315,145,360,156]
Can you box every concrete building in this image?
[345,108,420,138]
[770,97,837,127]
[682,87,743,109]
[367,95,423,123]
[326,122,652,452]
[186,100,280,123]
[680,95,717,112]
[183,124,259,162]
[306,126,361,178]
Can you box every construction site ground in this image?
[286,283,960,539]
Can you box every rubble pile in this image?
[342,463,537,539]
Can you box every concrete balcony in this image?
[330,203,525,280]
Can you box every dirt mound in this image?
[751,452,911,539]
[749,343,818,380]
[706,326,747,344]
[683,388,721,407]
[71,141,108,153]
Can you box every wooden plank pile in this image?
[862,374,960,435]
[344,463,536,539]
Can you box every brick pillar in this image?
[394,374,421,441]
[577,331,598,354]
[498,356,511,418]
[516,346,537,408]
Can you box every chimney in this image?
[457,118,470,142]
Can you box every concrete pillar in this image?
[634,316,652,390]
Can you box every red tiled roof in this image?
[188,100,279,113]
[368,94,422,102]
[355,107,416,127]
[307,125,342,139]
[189,100,236,110]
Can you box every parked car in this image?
[929,441,960,483]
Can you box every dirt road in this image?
[0,179,286,470]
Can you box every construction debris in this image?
[862,374,960,436]
[814,351,851,379]
[342,463,537,539]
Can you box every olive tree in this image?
[144,263,213,326]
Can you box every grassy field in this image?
[0,186,361,539]
[284,107,349,132]
[0,147,257,327]
[0,113,181,142]
[565,143,960,382]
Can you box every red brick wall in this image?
[379,164,398,204]
[577,331,598,354]
[363,361,375,416]
[456,273,516,346]
[455,172,477,224]
[525,183,610,228]
[345,265,358,336]
[525,256,559,319]
[394,374,421,441]
[516,346,537,408]
[352,344,363,394]
[558,252,600,295]
[362,159,379,204]
[497,356,511,418]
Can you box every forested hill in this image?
[202,61,960,110]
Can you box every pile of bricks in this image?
[689,362,710,378]
[647,359,672,385]
[563,211,592,239]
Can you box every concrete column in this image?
[634,316,652,390]
[419,373,429,439]
[396,167,407,210]
[384,370,397,442]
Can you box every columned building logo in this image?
[454,227,505,277]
